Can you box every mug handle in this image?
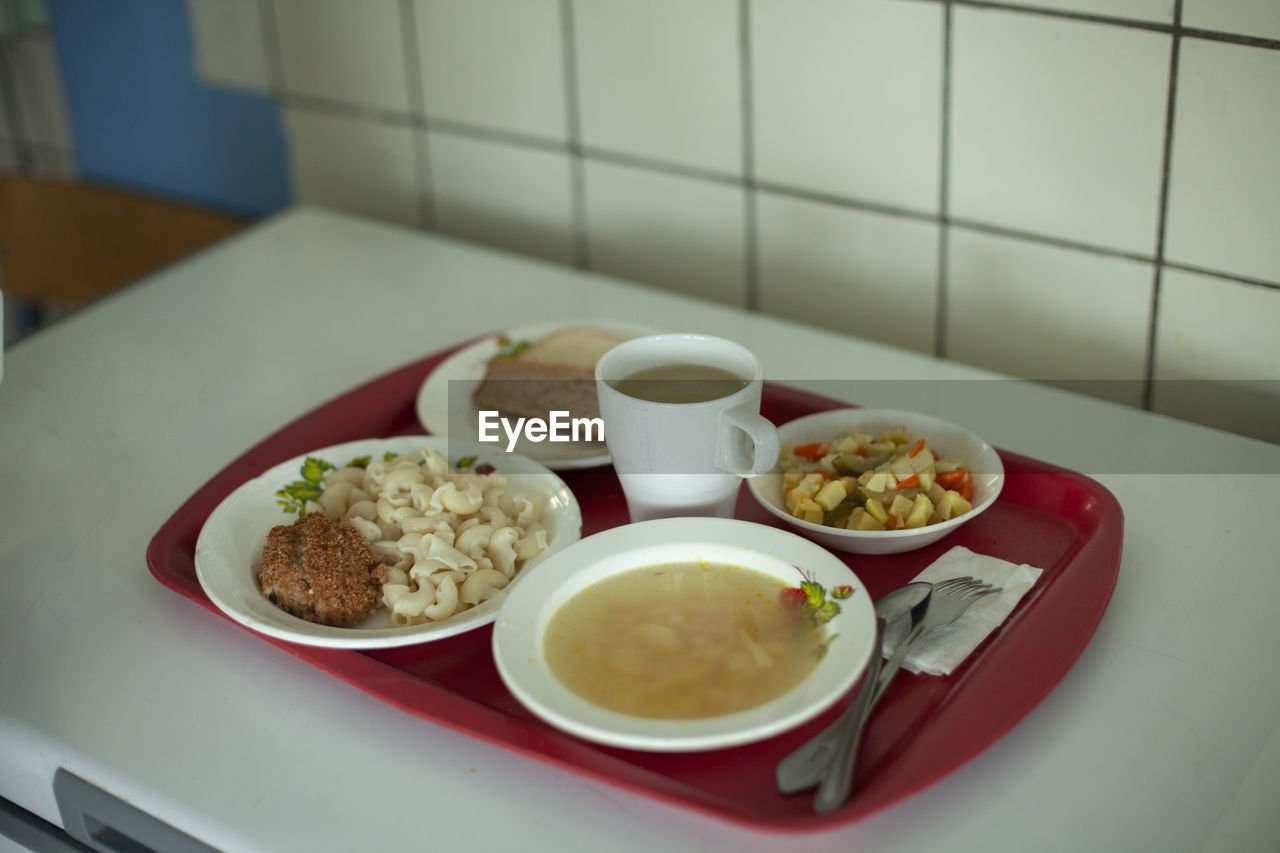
[716,406,781,476]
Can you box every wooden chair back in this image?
[0,176,246,304]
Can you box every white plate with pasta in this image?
[194,436,583,649]
[414,320,659,470]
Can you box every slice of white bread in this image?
[472,328,628,423]
[515,328,624,366]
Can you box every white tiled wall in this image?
[1152,268,1280,441]
[756,193,939,355]
[946,229,1153,406]
[413,0,567,141]
[428,130,576,264]
[583,160,746,306]
[1164,38,1280,284]
[184,0,1280,444]
[752,0,943,212]
[949,8,1170,254]
[576,0,742,175]
[273,0,411,112]
[284,107,420,227]
[186,0,271,94]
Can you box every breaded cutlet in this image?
[257,514,386,628]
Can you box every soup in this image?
[609,363,749,404]
[543,562,824,719]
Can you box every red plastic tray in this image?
[147,344,1123,832]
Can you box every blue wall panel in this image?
[47,0,290,218]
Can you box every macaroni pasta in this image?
[313,447,548,624]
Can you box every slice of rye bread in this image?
[473,328,627,422]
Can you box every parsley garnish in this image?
[274,456,336,517]
[455,455,497,475]
[488,335,531,363]
[274,449,494,517]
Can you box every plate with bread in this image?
[416,321,659,469]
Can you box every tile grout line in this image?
[1162,261,1280,293]
[0,41,36,172]
[934,0,954,360]
[1143,0,1184,411]
[257,0,297,208]
[278,91,572,153]
[560,0,590,271]
[945,0,1177,33]
[739,0,759,312]
[398,0,437,231]
[429,114,567,154]
[947,217,1155,264]
[941,0,1280,49]
[585,145,742,188]
[753,178,938,222]
[1179,27,1280,50]
[258,0,286,96]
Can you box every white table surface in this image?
[2,207,1277,852]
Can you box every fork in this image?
[778,577,998,796]
[776,585,930,797]
[812,576,1002,814]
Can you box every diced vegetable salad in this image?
[782,426,974,531]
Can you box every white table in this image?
[2,208,1277,852]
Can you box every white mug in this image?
[595,333,780,522]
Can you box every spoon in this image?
[775,582,932,795]
[813,577,999,813]
[812,582,937,812]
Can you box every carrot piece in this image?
[936,468,969,488]
[907,438,927,458]
[957,472,973,501]
[793,442,829,460]
[886,517,905,530]
[896,473,920,489]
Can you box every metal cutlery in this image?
[776,576,1002,813]
[775,582,931,795]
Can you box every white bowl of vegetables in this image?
[747,408,1004,555]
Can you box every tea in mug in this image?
[610,363,749,404]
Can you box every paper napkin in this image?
[881,545,1043,676]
